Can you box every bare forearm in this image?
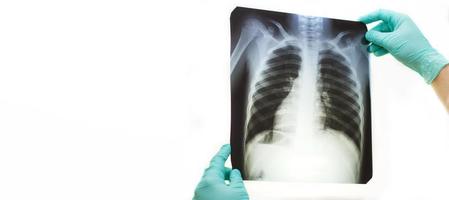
[432,64,449,112]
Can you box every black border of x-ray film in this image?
[230,6,372,184]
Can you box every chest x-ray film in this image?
[230,7,372,183]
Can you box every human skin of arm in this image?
[432,64,449,112]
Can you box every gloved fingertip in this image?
[232,169,241,176]
[221,144,231,150]
[358,14,372,23]
[230,169,243,181]
[373,50,388,57]
[365,30,392,49]
[217,144,231,156]
[359,13,379,24]
[365,30,375,41]
[230,169,245,188]
[358,16,369,24]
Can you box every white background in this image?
[0,0,448,199]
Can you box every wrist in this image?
[419,49,449,84]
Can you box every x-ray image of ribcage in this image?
[230,7,372,184]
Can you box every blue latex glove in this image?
[360,9,448,83]
[193,144,249,200]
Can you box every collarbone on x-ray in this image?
[230,7,372,184]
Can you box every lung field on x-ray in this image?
[318,48,362,149]
[230,7,371,183]
[246,42,302,144]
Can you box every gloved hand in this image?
[193,144,249,200]
[360,9,449,83]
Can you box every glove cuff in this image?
[420,49,449,84]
